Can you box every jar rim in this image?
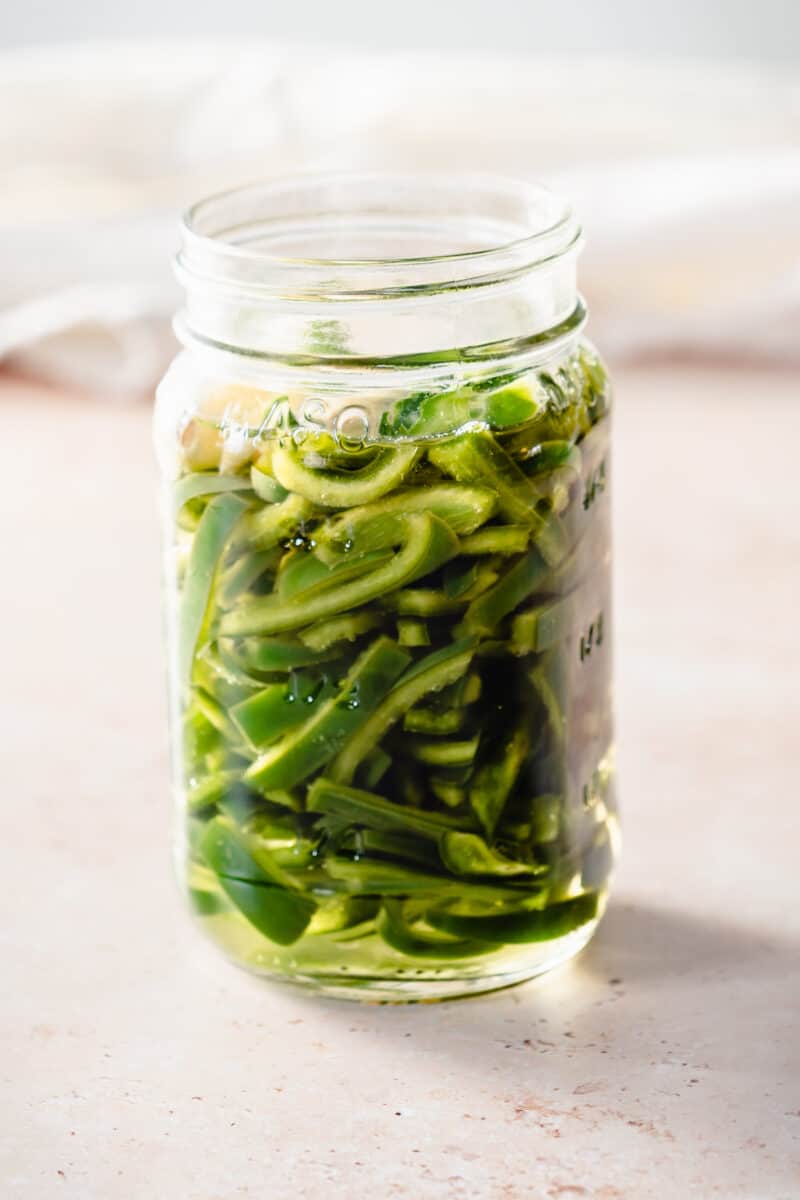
[178,171,582,300]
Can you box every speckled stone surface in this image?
[2,363,798,1199]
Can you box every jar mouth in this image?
[178,172,582,300]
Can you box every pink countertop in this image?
[2,362,798,1199]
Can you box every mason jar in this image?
[154,174,617,1001]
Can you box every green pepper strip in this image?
[199,817,316,945]
[299,610,384,652]
[439,831,542,877]
[383,589,466,617]
[278,548,393,602]
[250,463,288,503]
[470,723,530,837]
[178,493,249,687]
[244,637,411,792]
[462,547,550,636]
[308,896,379,936]
[308,777,465,839]
[219,636,333,674]
[271,442,419,507]
[230,673,339,750]
[427,891,599,944]
[528,794,562,844]
[323,854,530,901]
[377,901,495,960]
[404,707,466,735]
[186,769,241,814]
[192,652,260,710]
[397,618,431,647]
[315,483,497,558]
[327,639,476,785]
[459,526,531,556]
[234,492,314,552]
[509,591,579,656]
[173,471,252,512]
[217,548,280,609]
[359,747,392,789]
[408,736,480,767]
[523,440,582,477]
[531,661,565,743]
[429,778,466,807]
[220,513,459,636]
[428,431,567,565]
[188,886,228,916]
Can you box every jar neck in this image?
[175,173,585,373]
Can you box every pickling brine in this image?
[156,174,618,1000]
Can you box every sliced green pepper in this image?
[397,617,431,647]
[200,817,317,945]
[219,636,332,674]
[459,526,531,555]
[327,639,476,784]
[230,672,339,749]
[427,892,598,943]
[308,777,464,839]
[299,610,384,652]
[316,483,497,558]
[470,723,530,836]
[244,637,411,791]
[271,441,419,507]
[173,471,252,512]
[250,461,288,503]
[177,492,249,687]
[234,492,314,553]
[463,548,550,636]
[439,831,542,877]
[377,901,495,959]
[220,513,459,636]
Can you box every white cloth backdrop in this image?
[1,42,799,395]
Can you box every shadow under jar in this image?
[155,173,618,1001]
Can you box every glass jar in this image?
[155,174,617,1002]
